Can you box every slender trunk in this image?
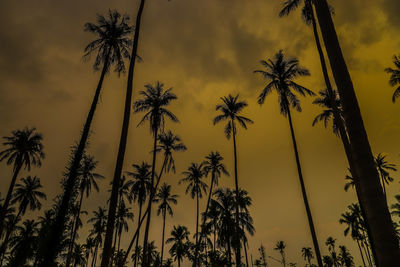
[243,238,249,267]
[100,0,146,265]
[66,190,85,267]
[357,240,367,267]
[178,258,181,267]
[227,238,232,267]
[41,50,110,267]
[91,245,98,267]
[118,227,122,251]
[0,162,22,235]
[363,241,373,267]
[281,252,285,267]
[195,191,199,266]
[286,107,323,267]
[313,1,400,265]
[142,125,159,266]
[133,202,142,267]
[231,120,242,267]
[161,209,166,264]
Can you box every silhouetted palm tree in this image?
[126,161,151,267]
[134,81,178,265]
[156,130,187,176]
[302,247,313,266]
[274,241,286,267]
[114,201,133,250]
[344,171,355,192]
[325,237,339,267]
[180,162,207,265]
[0,128,44,235]
[385,55,400,102]
[213,94,253,266]
[313,0,400,263]
[338,245,354,267]
[312,89,342,135]
[154,183,178,264]
[374,153,397,199]
[254,50,322,266]
[166,225,190,267]
[66,155,103,267]
[88,207,107,267]
[46,10,132,266]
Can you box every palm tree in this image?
[88,207,107,267]
[100,0,148,265]
[114,201,133,250]
[274,241,286,267]
[338,246,354,267]
[70,243,87,267]
[312,89,342,135]
[313,0,400,264]
[45,10,132,266]
[374,153,397,199]
[166,225,190,267]
[385,55,400,102]
[325,237,339,267]
[254,50,322,266]
[301,247,314,266]
[66,155,104,267]
[156,130,187,176]
[344,171,355,192]
[179,162,208,265]
[126,161,151,267]
[154,183,178,264]
[0,128,44,234]
[84,237,96,267]
[391,195,400,218]
[134,81,178,265]
[213,94,253,266]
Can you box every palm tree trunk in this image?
[195,191,200,266]
[100,0,146,265]
[231,120,242,267]
[161,209,166,264]
[42,50,110,267]
[178,259,181,267]
[227,238,232,267]
[243,238,249,267]
[91,245,98,267]
[313,1,400,265]
[286,107,323,267]
[142,125,159,266]
[0,162,22,235]
[357,240,367,267]
[66,190,85,267]
[133,202,142,267]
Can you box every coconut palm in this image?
[166,225,190,267]
[88,207,107,267]
[213,94,253,266]
[274,241,286,267]
[302,247,314,266]
[66,155,104,267]
[325,237,339,267]
[385,55,400,102]
[114,201,133,251]
[254,50,322,266]
[154,183,178,264]
[46,10,133,266]
[313,0,400,263]
[179,162,208,265]
[312,89,342,135]
[134,81,178,265]
[338,246,354,267]
[0,128,44,234]
[156,130,187,176]
[391,195,400,218]
[374,153,397,198]
[126,161,151,267]
[344,172,355,192]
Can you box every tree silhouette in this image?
[374,153,397,199]
[166,225,190,267]
[254,50,322,266]
[154,183,178,264]
[301,247,313,266]
[88,207,107,267]
[338,245,354,267]
[385,55,400,102]
[0,128,44,236]
[274,241,286,267]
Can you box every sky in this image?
[1,0,400,266]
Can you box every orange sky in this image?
[1,0,400,266]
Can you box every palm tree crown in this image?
[203,151,229,186]
[180,163,208,199]
[154,183,178,217]
[385,55,400,102]
[156,130,187,173]
[126,162,152,206]
[79,155,104,197]
[12,176,46,215]
[312,89,342,134]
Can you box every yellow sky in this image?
[1,0,400,266]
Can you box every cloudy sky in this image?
[1,0,400,266]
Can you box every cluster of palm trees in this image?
[1,0,400,266]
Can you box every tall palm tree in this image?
[213,94,253,266]
[45,10,132,266]
[166,225,190,267]
[154,183,178,264]
[134,81,178,265]
[274,241,286,267]
[114,201,134,250]
[301,247,314,266]
[0,128,44,235]
[88,207,107,267]
[126,161,151,267]
[325,237,339,267]
[179,162,208,265]
[66,155,104,267]
[70,243,87,267]
[313,0,400,264]
[254,50,322,266]
[374,153,397,199]
[312,89,342,135]
[385,55,400,102]
[100,0,148,265]
[338,245,354,267]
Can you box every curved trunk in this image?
[100,0,146,265]
[231,120,242,267]
[133,201,142,267]
[161,209,166,264]
[357,240,367,267]
[195,191,200,266]
[41,50,110,267]
[313,1,400,265]
[286,107,323,267]
[66,190,85,267]
[142,125,159,266]
[0,162,22,235]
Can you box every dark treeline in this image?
[1,0,400,267]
